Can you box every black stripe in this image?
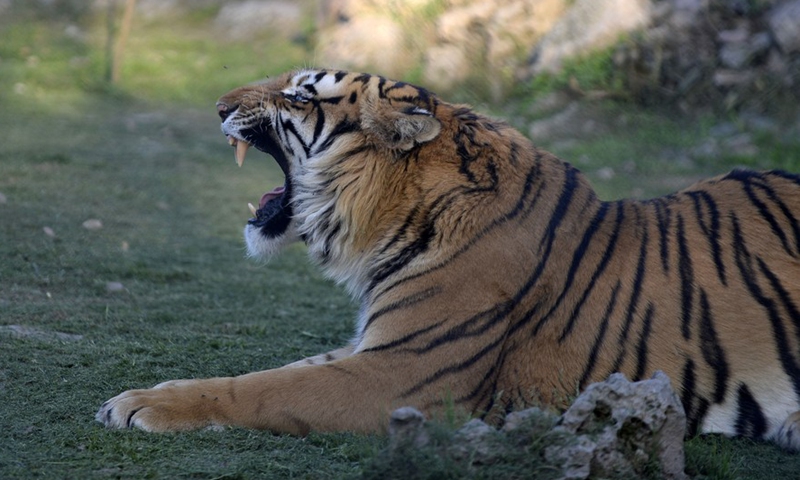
[735,384,767,439]
[652,198,672,273]
[280,118,310,156]
[313,71,326,82]
[687,191,726,285]
[320,220,342,261]
[369,161,543,299]
[400,333,505,399]
[377,76,387,98]
[579,281,621,388]
[730,169,799,257]
[361,322,443,353]
[680,359,710,434]
[456,362,499,406]
[353,73,371,84]
[732,215,800,400]
[312,119,361,154]
[633,303,655,381]
[320,95,345,105]
[677,213,695,339]
[558,202,625,341]
[680,358,696,411]
[413,300,515,355]
[757,257,800,345]
[536,202,611,328]
[698,289,729,403]
[312,107,325,145]
[363,286,443,331]
[525,166,581,334]
[333,71,347,83]
[371,219,436,285]
[610,226,649,373]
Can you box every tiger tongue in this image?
[259,186,286,208]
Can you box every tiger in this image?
[97,68,800,451]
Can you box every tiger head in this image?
[217,69,446,297]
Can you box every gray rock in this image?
[316,14,412,80]
[388,406,429,450]
[450,418,496,461]
[502,406,557,433]
[718,32,772,68]
[529,0,651,74]
[385,372,687,479]
[557,372,687,480]
[767,0,800,53]
[214,1,302,40]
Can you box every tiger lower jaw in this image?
[244,222,300,259]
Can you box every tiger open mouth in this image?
[226,134,293,238]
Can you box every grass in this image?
[2,7,800,480]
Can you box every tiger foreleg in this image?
[96,353,417,434]
[281,344,355,369]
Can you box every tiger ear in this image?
[361,99,441,151]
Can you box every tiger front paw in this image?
[96,380,220,432]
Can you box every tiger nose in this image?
[216,102,238,120]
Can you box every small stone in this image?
[713,69,754,87]
[388,407,429,449]
[82,219,103,230]
[596,167,615,181]
[0,192,6,204]
[42,226,55,237]
[451,419,496,461]
[106,282,125,293]
[121,241,130,252]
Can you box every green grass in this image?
[3,9,800,480]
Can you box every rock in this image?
[0,325,83,342]
[767,0,800,53]
[0,192,7,204]
[383,372,687,479]
[82,219,103,230]
[596,166,616,180]
[502,406,558,433]
[544,435,596,480]
[388,407,429,450]
[450,418,496,461]
[528,0,651,74]
[106,282,125,293]
[42,226,55,237]
[713,69,755,87]
[718,31,771,69]
[556,372,687,480]
[214,1,302,40]
[316,14,412,80]
[423,0,570,91]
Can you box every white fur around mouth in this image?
[227,135,250,167]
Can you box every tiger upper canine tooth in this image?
[227,136,237,146]
[248,203,257,216]
[235,140,250,167]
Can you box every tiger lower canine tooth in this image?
[248,203,257,216]
[235,140,250,167]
